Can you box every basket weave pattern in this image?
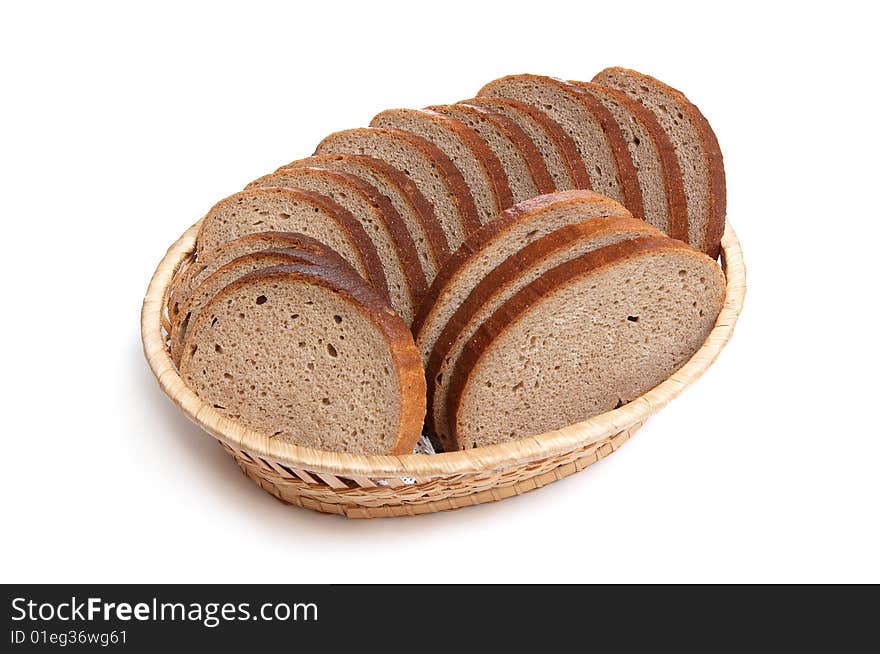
[227,425,638,518]
[142,222,745,518]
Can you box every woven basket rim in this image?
[141,221,745,478]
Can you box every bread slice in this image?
[426,216,659,447]
[592,67,726,257]
[195,188,388,299]
[447,236,725,450]
[568,80,688,242]
[245,167,425,323]
[179,262,426,455]
[412,190,632,368]
[171,247,338,365]
[370,108,513,224]
[460,96,592,190]
[171,231,335,325]
[278,154,451,282]
[477,74,644,218]
[315,127,480,251]
[427,103,556,201]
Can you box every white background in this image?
[1,1,878,583]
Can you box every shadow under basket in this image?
[142,222,746,518]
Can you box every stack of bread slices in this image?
[169,67,727,455]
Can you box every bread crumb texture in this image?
[181,275,403,455]
[454,248,724,449]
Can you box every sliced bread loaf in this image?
[426,216,659,447]
[460,96,592,190]
[245,167,425,323]
[447,236,725,449]
[179,262,426,455]
[592,67,726,257]
[427,102,556,201]
[315,127,479,251]
[411,190,632,368]
[171,231,334,325]
[477,74,644,218]
[370,108,513,224]
[569,80,688,242]
[195,187,388,299]
[278,154,450,282]
[171,247,339,365]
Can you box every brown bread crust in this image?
[170,246,339,365]
[195,187,389,300]
[693,110,725,258]
[279,153,451,270]
[477,74,645,218]
[592,67,726,258]
[568,80,689,243]
[428,102,556,195]
[170,231,334,323]
[315,127,482,237]
[371,108,514,218]
[411,189,628,341]
[180,262,426,456]
[461,96,592,189]
[421,108,515,213]
[424,216,659,441]
[559,77,645,220]
[246,167,428,310]
[446,235,702,450]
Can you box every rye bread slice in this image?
[411,190,632,368]
[179,262,426,455]
[568,80,688,242]
[278,154,451,282]
[170,231,335,325]
[447,236,725,450]
[195,187,388,299]
[592,67,726,258]
[426,216,660,447]
[315,127,479,251]
[245,167,426,323]
[171,247,339,365]
[459,96,591,191]
[370,108,514,224]
[427,103,556,201]
[462,96,592,191]
[477,74,644,218]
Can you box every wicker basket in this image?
[141,221,745,518]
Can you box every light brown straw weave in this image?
[142,222,745,518]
